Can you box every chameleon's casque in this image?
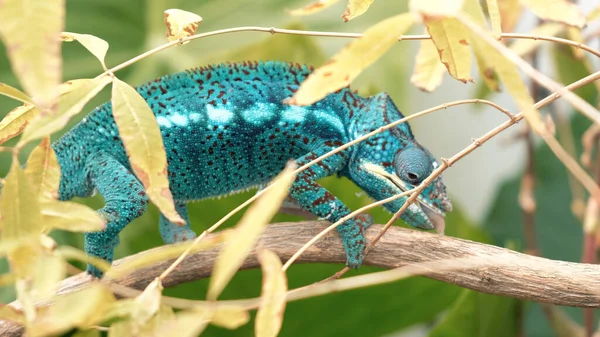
[51,61,452,276]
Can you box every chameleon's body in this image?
[51,61,452,277]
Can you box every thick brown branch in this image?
[2,221,600,336]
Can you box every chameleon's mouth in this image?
[363,163,446,234]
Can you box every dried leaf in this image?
[31,253,66,301]
[19,76,112,145]
[61,32,109,70]
[0,0,64,111]
[509,22,564,57]
[289,0,341,16]
[521,0,585,28]
[111,77,184,225]
[425,17,473,83]
[153,310,211,337]
[132,278,163,325]
[255,249,288,337]
[105,233,225,279]
[0,104,39,145]
[41,200,105,232]
[211,307,250,329]
[28,284,115,337]
[207,163,296,300]
[287,13,414,106]
[0,83,33,104]
[485,0,502,38]
[0,305,25,324]
[25,137,61,201]
[410,0,465,17]
[341,0,375,22]
[462,0,499,91]
[164,9,203,44]
[497,0,522,33]
[411,38,447,91]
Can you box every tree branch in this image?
[2,221,600,336]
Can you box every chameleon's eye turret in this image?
[393,145,433,185]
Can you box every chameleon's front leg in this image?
[290,147,373,268]
[84,152,149,277]
[159,202,197,244]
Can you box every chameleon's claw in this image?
[338,213,373,269]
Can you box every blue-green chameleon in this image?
[50,61,452,277]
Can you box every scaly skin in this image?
[51,61,452,277]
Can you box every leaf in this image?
[341,0,375,22]
[520,0,585,28]
[497,0,522,33]
[28,284,115,337]
[509,22,564,57]
[61,32,109,70]
[485,0,502,39]
[111,77,184,225]
[58,246,112,273]
[207,163,296,300]
[210,307,250,330]
[255,249,288,337]
[164,9,203,44]
[565,27,585,60]
[41,200,106,232]
[411,38,447,92]
[0,104,39,145]
[132,278,163,325]
[410,0,465,17]
[462,0,499,91]
[289,0,341,16]
[19,76,112,145]
[0,305,25,324]
[31,253,66,301]
[105,233,225,279]
[0,0,63,112]
[24,137,61,201]
[287,12,414,106]
[425,17,473,83]
[0,83,33,104]
[429,288,519,337]
[153,310,211,337]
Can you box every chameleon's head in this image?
[347,92,452,233]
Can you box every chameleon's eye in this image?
[393,145,432,185]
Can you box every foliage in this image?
[0,0,598,336]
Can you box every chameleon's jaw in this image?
[363,162,447,234]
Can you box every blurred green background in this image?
[0,0,597,336]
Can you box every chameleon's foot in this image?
[337,213,374,269]
[84,232,117,279]
[167,228,197,243]
[86,264,104,278]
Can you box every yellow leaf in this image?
[485,0,502,39]
[566,27,585,60]
[111,77,184,225]
[41,200,106,232]
[0,104,39,145]
[410,0,465,17]
[588,5,600,21]
[31,253,66,301]
[425,17,473,83]
[0,305,25,324]
[0,83,34,104]
[0,0,63,111]
[153,310,211,337]
[105,233,225,279]
[211,307,250,330]
[19,76,112,145]
[58,246,112,273]
[28,284,115,337]
[25,137,61,201]
[132,278,163,325]
[497,0,522,33]
[287,13,414,106]
[509,22,564,57]
[462,0,499,91]
[61,32,109,70]
[164,9,203,44]
[411,38,447,91]
[72,329,101,337]
[289,0,341,16]
[521,0,585,28]
[341,0,375,22]
[207,163,296,300]
[255,249,288,337]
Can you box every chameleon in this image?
[50,61,453,277]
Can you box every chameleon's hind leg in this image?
[255,184,316,219]
[289,146,373,268]
[159,202,197,244]
[83,152,149,277]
